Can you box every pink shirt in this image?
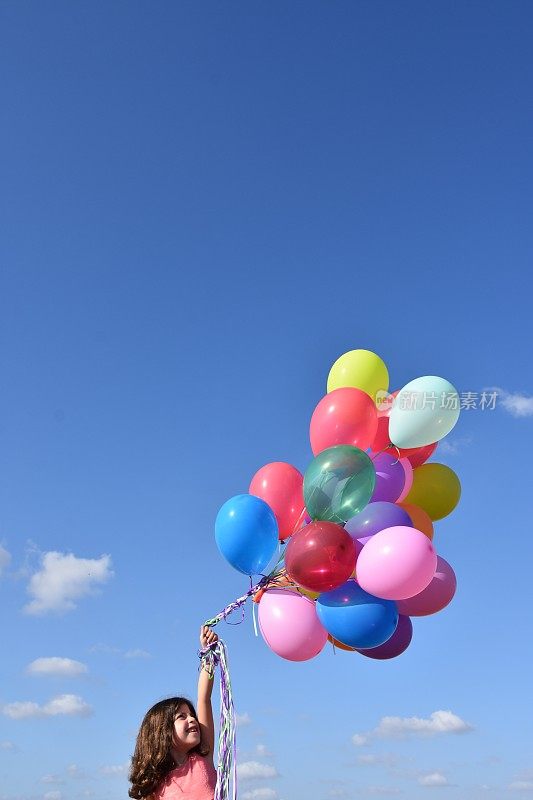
[154,753,217,800]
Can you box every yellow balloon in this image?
[327,349,389,401]
[404,463,461,521]
[298,587,320,600]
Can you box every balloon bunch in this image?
[213,349,461,662]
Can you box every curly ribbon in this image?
[198,639,236,800]
[201,530,309,800]
[202,567,291,799]
[202,575,266,800]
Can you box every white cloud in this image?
[439,436,472,455]
[89,643,151,659]
[2,701,41,718]
[357,754,399,767]
[238,762,279,780]
[242,790,278,800]
[322,780,352,799]
[0,544,11,576]
[0,740,17,750]
[377,711,472,738]
[89,643,122,655]
[418,772,449,787]
[124,649,151,659]
[487,387,533,418]
[2,694,92,719]
[41,775,64,784]
[27,657,88,678]
[100,762,129,776]
[256,744,272,757]
[236,712,251,727]
[24,551,113,615]
[353,711,472,745]
[43,694,92,717]
[66,764,88,779]
[509,782,533,792]
[44,792,63,800]
[365,788,401,796]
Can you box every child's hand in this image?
[200,625,218,650]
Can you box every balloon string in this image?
[204,561,289,630]
[252,599,258,637]
[371,441,401,465]
[292,505,308,534]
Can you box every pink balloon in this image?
[396,458,413,502]
[356,526,437,601]
[397,556,457,616]
[258,589,328,661]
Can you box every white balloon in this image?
[389,376,460,448]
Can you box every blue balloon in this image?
[316,580,398,649]
[215,494,278,575]
[345,502,412,545]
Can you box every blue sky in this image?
[1,2,532,799]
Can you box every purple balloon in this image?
[345,502,412,547]
[356,614,413,660]
[370,453,406,503]
[397,556,457,617]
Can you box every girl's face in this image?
[172,703,201,752]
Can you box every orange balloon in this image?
[328,634,356,652]
[398,502,434,540]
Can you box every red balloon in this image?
[310,388,378,456]
[403,441,438,468]
[370,413,437,467]
[285,521,356,593]
[370,415,391,453]
[249,462,304,540]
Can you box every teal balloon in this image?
[389,376,460,449]
[303,445,375,524]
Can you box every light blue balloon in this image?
[389,376,460,448]
[215,494,278,575]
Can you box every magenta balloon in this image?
[258,589,328,661]
[356,526,437,601]
[370,453,406,503]
[396,458,413,502]
[356,615,413,659]
[397,556,457,616]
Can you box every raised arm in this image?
[197,625,218,760]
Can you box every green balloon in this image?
[303,445,376,524]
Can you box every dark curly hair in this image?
[128,697,208,798]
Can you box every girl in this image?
[129,626,219,799]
